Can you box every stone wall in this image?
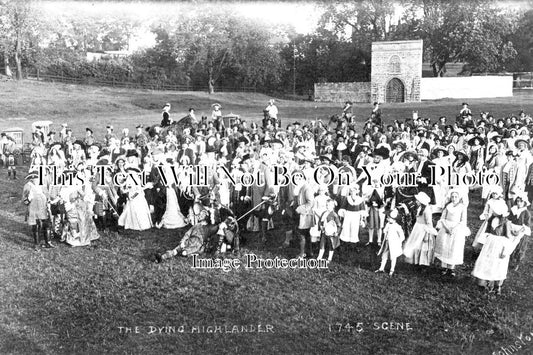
[420,76,513,100]
[371,40,423,103]
[314,82,371,103]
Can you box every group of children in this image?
[360,187,529,294]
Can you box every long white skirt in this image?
[472,220,488,248]
[472,234,511,281]
[340,210,362,243]
[119,194,153,231]
[403,222,435,266]
[434,226,467,265]
[159,187,188,229]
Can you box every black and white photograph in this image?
[1,0,533,354]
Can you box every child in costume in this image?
[316,199,342,262]
[375,209,405,277]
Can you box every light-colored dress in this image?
[339,195,366,244]
[65,199,100,247]
[472,198,509,248]
[472,233,519,282]
[159,186,188,229]
[378,221,405,260]
[403,208,436,266]
[118,185,153,231]
[23,182,48,226]
[434,202,468,265]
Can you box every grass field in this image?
[1,81,533,354]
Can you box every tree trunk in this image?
[432,61,447,77]
[3,51,12,77]
[208,67,215,94]
[15,30,22,80]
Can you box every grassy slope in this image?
[1,80,533,139]
[0,81,532,354]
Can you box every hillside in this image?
[1,80,532,141]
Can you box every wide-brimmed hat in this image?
[401,150,419,161]
[392,141,407,151]
[73,140,85,150]
[319,155,333,164]
[468,136,485,146]
[50,142,64,150]
[211,103,221,108]
[88,142,101,151]
[126,149,139,158]
[415,192,431,206]
[372,147,390,159]
[126,167,141,174]
[514,137,531,149]
[96,158,110,166]
[454,150,469,162]
[432,146,448,156]
[25,172,38,180]
[515,193,531,206]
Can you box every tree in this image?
[315,0,406,82]
[0,0,34,79]
[415,0,518,76]
[508,9,533,72]
[150,11,285,93]
[279,31,369,95]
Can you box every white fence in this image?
[420,76,513,100]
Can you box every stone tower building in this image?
[371,40,423,103]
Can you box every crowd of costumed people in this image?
[6,98,532,295]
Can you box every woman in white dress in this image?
[472,214,523,294]
[472,186,509,250]
[118,168,153,231]
[434,190,469,277]
[156,183,188,229]
[403,192,437,267]
[339,185,366,245]
[156,158,188,229]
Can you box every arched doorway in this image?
[386,78,405,103]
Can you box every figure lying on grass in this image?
[155,209,239,263]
